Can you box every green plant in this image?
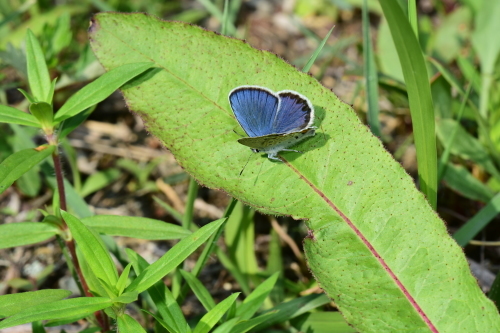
[3,0,500,332]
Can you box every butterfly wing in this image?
[271,91,314,134]
[229,86,279,137]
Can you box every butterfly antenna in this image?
[239,152,253,176]
[320,125,327,144]
[233,129,244,138]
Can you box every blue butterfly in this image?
[228,86,316,161]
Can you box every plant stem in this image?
[52,152,67,211]
[52,150,109,331]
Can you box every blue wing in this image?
[229,86,279,137]
[272,91,314,134]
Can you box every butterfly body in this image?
[228,86,315,161]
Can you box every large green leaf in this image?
[89,13,500,332]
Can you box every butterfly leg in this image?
[267,153,282,161]
[281,149,303,154]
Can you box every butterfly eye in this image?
[252,149,260,153]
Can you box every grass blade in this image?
[362,0,381,137]
[302,26,334,73]
[379,0,437,209]
[453,192,500,247]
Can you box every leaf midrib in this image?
[284,159,438,333]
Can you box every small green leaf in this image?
[81,215,191,240]
[290,312,355,333]
[248,294,331,332]
[192,293,240,333]
[0,290,71,318]
[179,269,216,311]
[127,249,189,333]
[53,62,155,123]
[0,105,40,127]
[79,168,121,197]
[236,272,279,320]
[0,297,112,330]
[62,211,118,286]
[0,222,59,249]
[229,312,276,333]
[117,314,147,333]
[47,78,57,105]
[144,310,178,333]
[211,318,238,333]
[116,263,133,295]
[0,145,55,195]
[113,291,138,304]
[454,192,500,247]
[126,218,225,293]
[29,102,54,130]
[436,119,500,180]
[58,106,95,140]
[442,163,494,203]
[25,30,51,103]
[17,88,37,104]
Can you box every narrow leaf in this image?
[454,192,500,247]
[290,312,355,333]
[379,0,437,209]
[192,293,240,333]
[248,294,330,332]
[0,297,112,330]
[25,30,51,102]
[179,269,216,311]
[79,168,121,197]
[0,290,71,318]
[442,163,494,203]
[0,222,59,249]
[0,145,55,195]
[53,62,154,123]
[436,119,500,180]
[236,272,279,320]
[117,314,147,333]
[62,211,118,286]
[116,263,133,295]
[362,0,381,137]
[126,218,225,293]
[128,249,189,333]
[0,105,40,127]
[302,26,334,73]
[81,215,191,240]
